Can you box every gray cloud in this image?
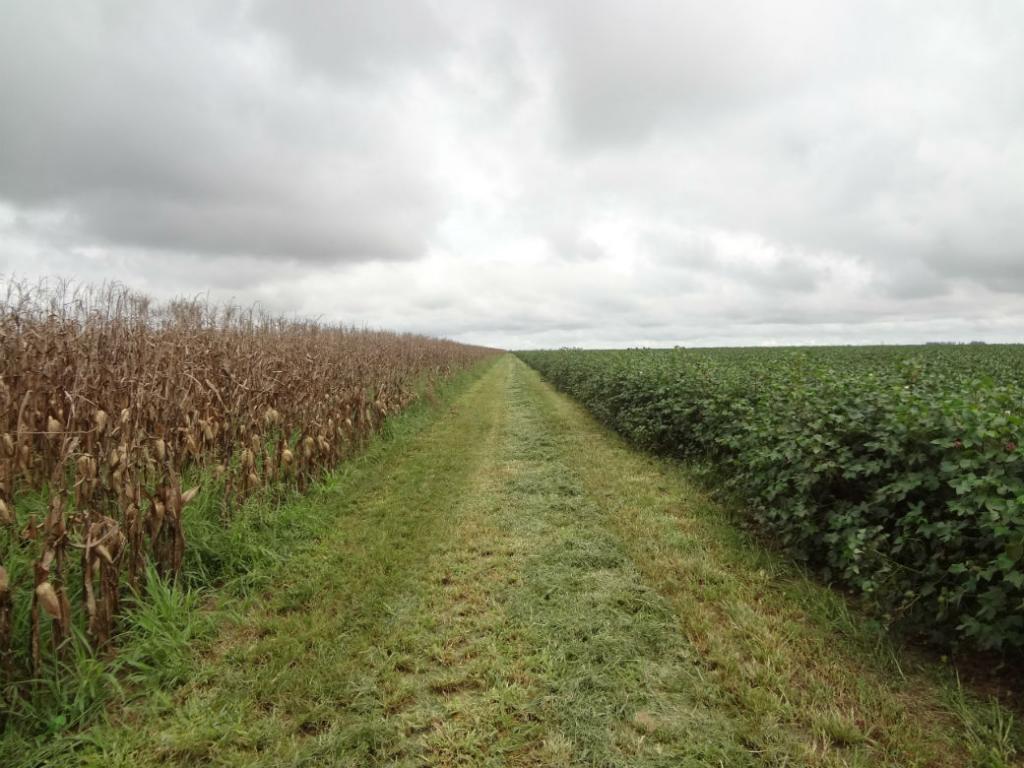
[0,1,445,263]
[1,0,1023,347]
[252,0,453,83]
[528,0,838,147]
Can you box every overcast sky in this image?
[1,1,1022,348]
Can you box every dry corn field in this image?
[0,280,495,700]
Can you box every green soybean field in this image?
[517,345,1024,653]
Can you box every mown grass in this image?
[5,355,1021,766]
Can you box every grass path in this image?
[23,355,1021,766]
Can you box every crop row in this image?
[518,346,1024,651]
[0,279,496,697]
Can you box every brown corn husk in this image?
[96,544,114,565]
[35,582,61,619]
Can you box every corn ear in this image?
[36,582,61,619]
